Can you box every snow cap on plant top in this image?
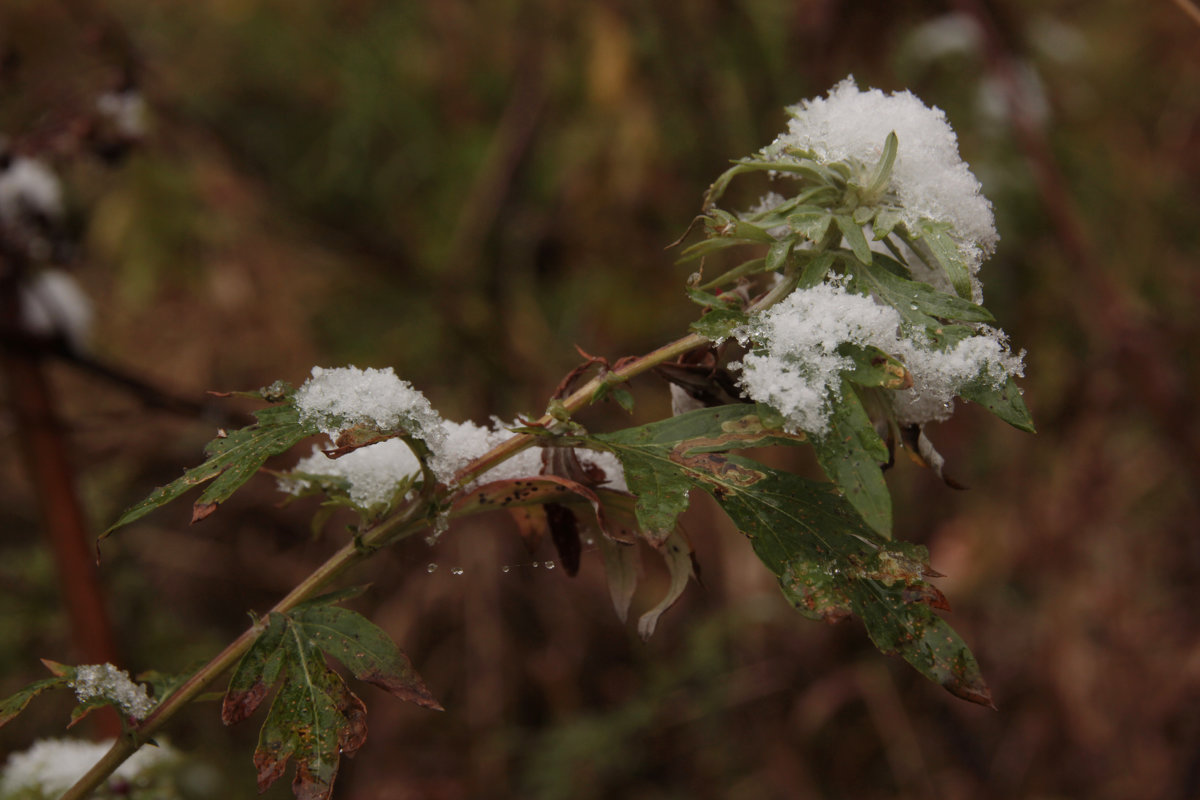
[763,76,997,296]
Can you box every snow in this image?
[0,155,63,225]
[280,414,629,510]
[18,269,94,351]
[282,439,421,509]
[0,738,178,798]
[68,663,155,720]
[734,282,904,436]
[294,366,446,449]
[760,77,997,296]
[734,282,1023,435]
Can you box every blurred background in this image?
[2,1,1199,798]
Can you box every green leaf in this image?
[590,405,807,536]
[587,406,991,704]
[873,209,903,241]
[786,210,833,243]
[222,596,440,800]
[708,459,991,706]
[839,344,911,391]
[685,286,742,311]
[689,308,749,342]
[797,252,836,289]
[291,604,442,710]
[810,386,893,538]
[854,254,994,327]
[696,257,768,291]
[0,675,67,727]
[864,131,898,199]
[765,237,793,273]
[105,399,318,537]
[959,375,1036,433]
[836,215,873,265]
[912,219,973,299]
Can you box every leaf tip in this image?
[191,502,219,524]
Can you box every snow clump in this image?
[761,76,997,297]
[0,738,179,799]
[734,282,1023,436]
[68,663,155,720]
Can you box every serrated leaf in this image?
[836,215,874,266]
[810,386,893,538]
[291,605,442,710]
[854,254,994,326]
[912,219,972,299]
[959,375,1036,433]
[589,405,807,535]
[223,593,439,800]
[105,401,317,537]
[787,210,833,243]
[0,676,68,727]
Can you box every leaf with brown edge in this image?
[451,475,618,543]
[225,594,440,800]
[0,675,67,728]
[290,604,442,711]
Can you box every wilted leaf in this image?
[597,536,641,623]
[636,530,696,640]
[544,503,582,576]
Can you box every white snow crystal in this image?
[282,439,421,509]
[295,366,445,447]
[68,663,155,720]
[761,77,997,295]
[734,282,1023,435]
[0,738,178,798]
[735,282,903,436]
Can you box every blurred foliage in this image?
[3,0,1200,798]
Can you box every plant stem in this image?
[60,320,757,798]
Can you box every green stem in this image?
[60,317,780,799]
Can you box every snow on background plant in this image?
[2,77,1032,800]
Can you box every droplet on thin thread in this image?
[426,563,438,574]
[450,567,464,576]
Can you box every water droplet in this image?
[530,561,540,568]
[910,304,918,311]
[424,534,438,546]
[450,567,464,576]
[501,565,511,573]
[584,537,595,546]
[544,561,556,570]
[426,563,438,574]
